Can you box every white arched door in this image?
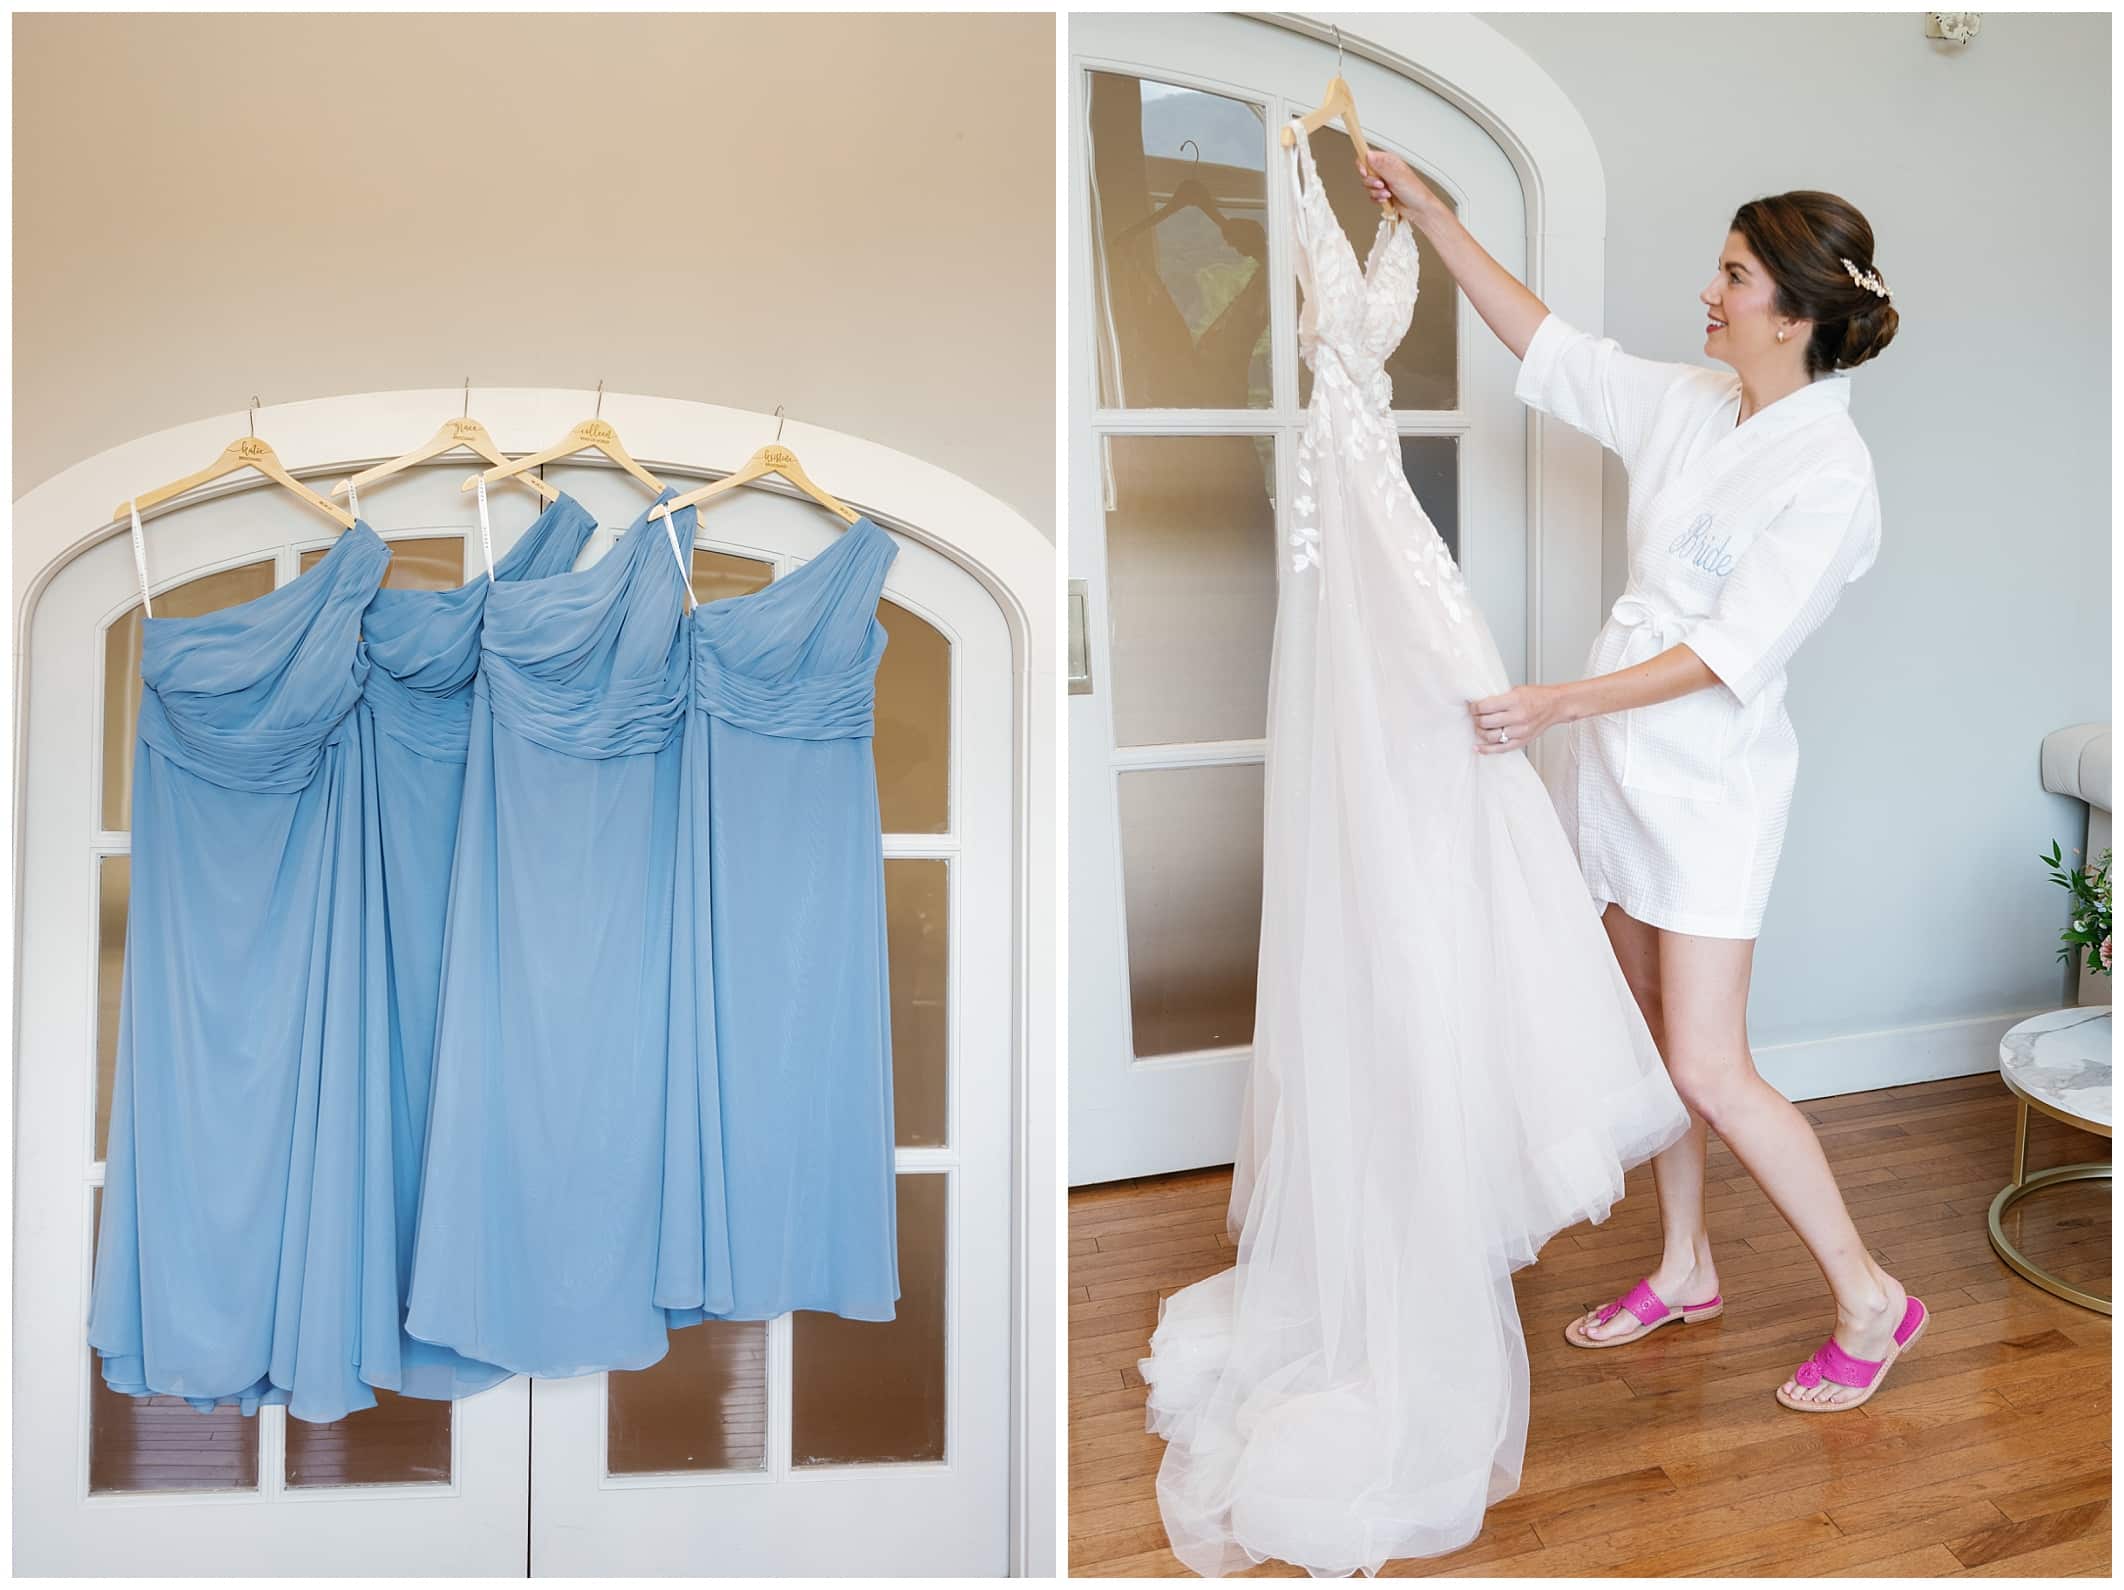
[1068,11,1530,1184]
[14,396,1039,1575]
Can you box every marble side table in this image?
[1988,1006,2112,1314]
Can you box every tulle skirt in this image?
[1139,434,1691,1577]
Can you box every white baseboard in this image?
[1756,1007,2059,1103]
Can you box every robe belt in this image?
[1609,593,1695,657]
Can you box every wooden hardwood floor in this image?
[1069,1073,2111,1577]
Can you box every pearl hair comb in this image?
[1842,257,1892,300]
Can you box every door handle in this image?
[1068,580,1093,695]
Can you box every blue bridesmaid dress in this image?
[660,514,902,1324]
[405,490,699,1376]
[355,494,597,1401]
[89,523,393,1422]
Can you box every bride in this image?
[1352,152,1923,1421]
[1140,120,1911,1579]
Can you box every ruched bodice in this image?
[135,523,388,793]
[688,513,895,740]
[476,494,696,757]
[359,493,596,760]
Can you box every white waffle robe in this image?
[1516,312,1882,938]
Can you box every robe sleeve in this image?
[1680,471,1881,707]
[1513,311,1701,474]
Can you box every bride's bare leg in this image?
[1656,928,1908,1405]
[1573,905,1721,1342]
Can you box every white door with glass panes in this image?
[1068,12,1530,1185]
[16,438,1013,1575]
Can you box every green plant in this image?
[2040,840,2111,976]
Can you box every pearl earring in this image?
[1777,328,1788,342]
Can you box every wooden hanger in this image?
[115,397,356,528]
[1281,26,1396,219]
[650,407,860,527]
[463,382,663,498]
[332,380,557,504]
[1115,175,1225,243]
[1115,138,1235,245]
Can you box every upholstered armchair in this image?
[2041,723,2113,1007]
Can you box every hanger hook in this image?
[1179,138,1200,164]
[1333,23,1346,77]
[463,376,471,419]
[249,395,259,440]
[774,404,786,444]
[595,380,605,421]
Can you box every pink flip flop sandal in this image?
[1563,1276,1724,1349]
[1775,1295,1928,1412]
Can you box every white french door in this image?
[1067,12,1530,1185]
[16,443,1015,1574]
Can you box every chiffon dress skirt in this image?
[354,493,597,1400]
[1137,122,1692,1577]
[658,514,902,1325]
[88,523,393,1423]
[405,491,699,1377]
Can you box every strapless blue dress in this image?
[89,523,392,1422]
[355,494,598,1400]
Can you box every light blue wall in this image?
[1480,11,2112,1049]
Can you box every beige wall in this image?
[13,12,1055,536]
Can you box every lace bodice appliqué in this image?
[1283,120,1476,644]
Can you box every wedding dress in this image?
[1137,120,1692,1578]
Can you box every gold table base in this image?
[1986,1094,2112,1316]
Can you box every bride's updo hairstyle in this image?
[1731,190,1899,378]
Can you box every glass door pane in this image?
[1103,434,1278,748]
[1118,762,1266,1057]
[608,1321,769,1475]
[887,858,950,1147]
[790,1173,948,1466]
[875,601,951,835]
[298,534,463,588]
[1087,71,1271,410]
[1399,436,1462,560]
[284,1392,452,1488]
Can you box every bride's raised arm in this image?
[1359,149,1549,361]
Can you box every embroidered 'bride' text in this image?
[1668,513,1737,577]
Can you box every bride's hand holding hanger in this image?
[1470,684,1567,755]
[1357,149,1445,226]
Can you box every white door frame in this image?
[10,389,1057,1576]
